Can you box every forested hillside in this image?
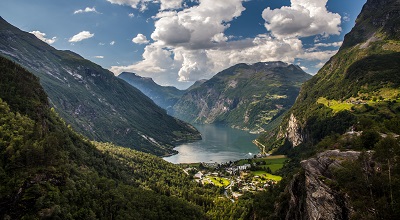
[255,0,400,219]
[0,17,200,156]
[0,56,214,219]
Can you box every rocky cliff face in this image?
[286,114,304,147]
[285,150,361,220]
[173,62,311,133]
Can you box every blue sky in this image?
[0,0,366,89]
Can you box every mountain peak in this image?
[341,0,400,49]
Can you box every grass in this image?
[317,97,354,112]
[318,88,400,113]
[236,156,287,173]
[208,177,230,187]
[251,171,282,182]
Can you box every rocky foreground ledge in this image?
[285,150,363,220]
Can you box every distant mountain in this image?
[172,62,311,133]
[118,72,185,114]
[0,17,200,156]
[0,55,212,219]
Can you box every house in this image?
[194,171,203,179]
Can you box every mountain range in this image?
[118,72,185,114]
[1,0,400,219]
[120,62,311,133]
[0,17,200,156]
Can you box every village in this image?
[180,155,287,200]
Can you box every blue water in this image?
[164,124,260,164]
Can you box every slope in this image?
[0,17,200,156]
[0,55,219,219]
[118,72,185,114]
[173,62,311,133]
[254,1,400,219]
[258,0,400,151]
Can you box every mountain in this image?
[0,56,214,219]
[0,17,200,156]
[258,0,400,151]
[187,79,207,91]
[118,72,185,114]
[172,62,311,133]
[260,0,400,219]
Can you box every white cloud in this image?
[342,13,350,22]
[262,0,341,38]
[106,0,141,8]
[74,7,100,14]
[111,44,174,74]
[128,13,135,18]
[29,31,57,44]
[159,0,183,10]
[299,66,308,71]
[299,50,338,61]
[94,56,104,59]
[110,41,116,45]
[107,0,183,11]
[132,34,150,44]
[110,0,343,86]
[314,41,343,48]
[69,31,94,42]
[314,62,326,68]
[151,0,245,49]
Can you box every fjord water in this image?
[164,124,259,164]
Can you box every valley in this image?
[1,0,400,219]
[163,124,259,164]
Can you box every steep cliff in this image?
[285,150,360,220]
[173,62,311,133]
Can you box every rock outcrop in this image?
[285,150,361,220]
[286,114,303,147]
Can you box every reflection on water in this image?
[163,124,259,164]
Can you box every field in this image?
[236,155,287,173]
[251,170,282,182]
[208,177,230,187]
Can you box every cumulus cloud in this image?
[159,0,183,10]
[94,56,104,59]
[74,7,100,14]
[111,44,174,74]
[151,0,245,49]
[29,31,57,44]
[128,13,135,18]
[110,0,343,86]
[262,0,341,38]
[69,31,94,42]
[110,41,116,45]
[132,34,150,44]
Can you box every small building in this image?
[194,171,203,179]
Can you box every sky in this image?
[0,0,367,89]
